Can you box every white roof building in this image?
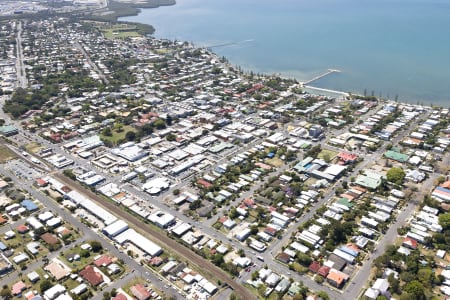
[44,284,66,300]
[27,217,44,230]
[114,229,162,257]
[148,211,175,228]
[38,211,54,222]
[111,142,148,162]
[172,223,192,236]
[102,220,129,237]
[142,177,170,195]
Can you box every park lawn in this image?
[103,29,141,39]
[100,125,136,145]
[99,23,142,39]
[154,48,173,55]
[25,141,43,153]
[265,157,284,167]
[0,144,16,162]
[317,149,339,161]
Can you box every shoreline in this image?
[112,2,448,109]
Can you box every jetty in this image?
[206,39,254,49]
[303,85,348,98]
[303,69,341,85]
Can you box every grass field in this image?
[103,29,141,39]
[25,141,42,153]
[266,157,284,167]
[0,144,16,162]
[317,149,339,161]
[99,24,141,39]
[100,125,136,145]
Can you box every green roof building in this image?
[355,171,385,190]
[0,125,18,136]
[384,150,409,163]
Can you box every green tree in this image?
[404,280,425,300]
[316,291,329,300]
[229,292,242,300]
[153,119,166,130]
[417,268,432,287]
[166,115,173,126]
[388,273,400,294]
[189,200,202,210]
[314,275,324,284]
[141,123,153,135]
[80,249,90,258]
[212,254,224,266]
[251,271,259,281]
[89,240,103,252]
[399,293,412,300]
[102,127,112,136]
[386,167,405,185]
[166,133,176,141]
[0,285,12,299]
[439,212,450,230]
[40,280,53,292]
[102,292,111,300]
[297,253,312,267]
[125,131,136,141]
[114,123,124,133]
[63,169,76,180]
[229,207,238,219]
[437,175,446,184]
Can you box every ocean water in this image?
[120,0,450,106]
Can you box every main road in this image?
[15,20,27,89]
[53,173,257,300]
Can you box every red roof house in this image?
[36,178,48,187]
[12,281,26,295]
[197,179,213,189]
[337,152,358,164]
[318,266,331,277]
[402,237,418,250]
[94,255,112,267]
[309,261,321,273]
[80,265,104,286]
[130,283,151,300]
[16,224,29,234]
[112,294,128,300]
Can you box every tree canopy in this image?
[386,167,405,185]
[439,212,450,230]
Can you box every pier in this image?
[206,39,254,49]
[303,69,341,85]
[303,85,349,99]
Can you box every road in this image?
[345,171,441,299]
[15,20,27,89]
[73,41,110,85]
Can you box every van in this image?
[256,255,264,262]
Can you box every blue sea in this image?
[120,0,450,106]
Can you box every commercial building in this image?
[102,219,129,237]
[114,229,162,257]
